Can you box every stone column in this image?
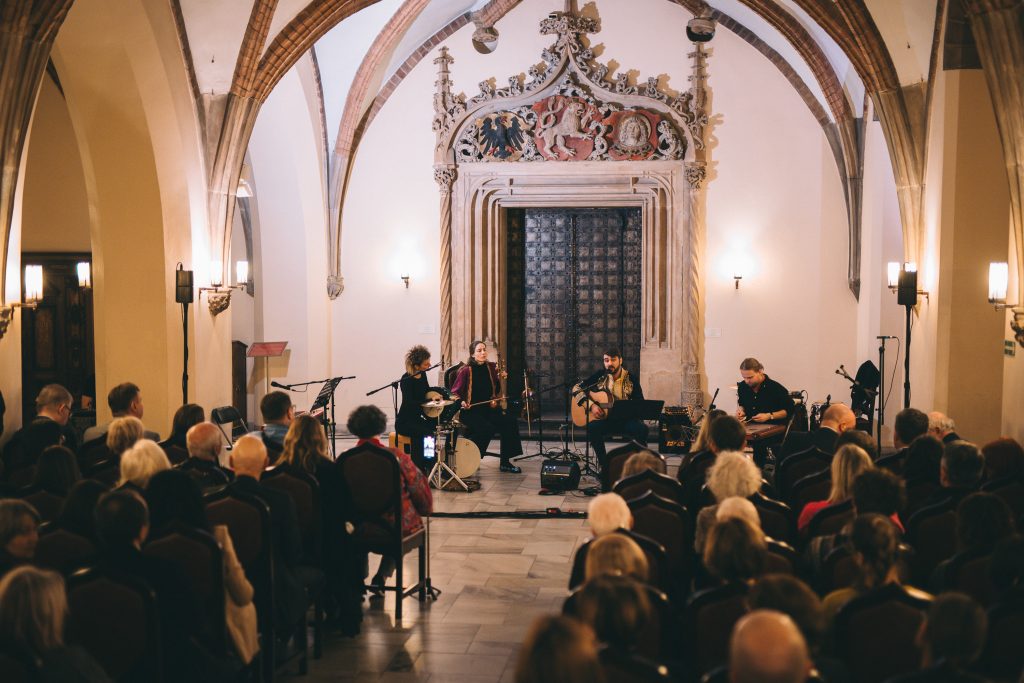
[435,166,456,367]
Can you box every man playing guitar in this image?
[574,348,648,490]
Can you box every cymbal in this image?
[422,399,456,407]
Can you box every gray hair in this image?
[707,451,762,501]
[0,566,68,658]
[588,493,632,536]
[107,416,144,456]
[716,497,762,532]
[929,411,956,433]
[186,422,223,461]
[35,384,72,411]
[118,440,171,488]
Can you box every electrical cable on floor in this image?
[430,508,587,519]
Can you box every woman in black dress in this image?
[395,345,435,472]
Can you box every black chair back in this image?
[615,469,685,508]
[946,550,995,607]
[264,465,322,564]
[34,523,96,575]
[790,469,831,515]
[78,436,113,471]
[66,567,162,682]
[764,539,798,575]
[776,447,830,500]
[176,459,231,492]
[83,459,119,487]
[749,492,796,546]
[144,525,227,655]
[627,491,694,596]
[981,477,1024,522]
[158,441,189,466]
[336,442,402,544]
[978,598,1024,680]
[902,477,940,520]
[606,441,649,489]
[833,583,931,683]
[805,499,855,539]
[19,487,65,522]
[684,582,749,677]
[599,646,674,682]
[679,449,714,512]
[907,501,957,582]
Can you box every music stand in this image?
[603,399,665,423]
[311,377,343,459]
[247,341,288,395]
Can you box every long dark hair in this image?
[468,340,485,364]
[56,480,109,541]
[144,469,209,532]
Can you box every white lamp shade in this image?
[904,261,918,273]
[24,265,43,302]
[209,260,223,287]
[989,262,1009,303]
[76,262,92,288]
[236,260,249,285]
[886,262,901,288]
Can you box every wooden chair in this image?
[204,487,283,681]
[335,440,426,621]
[627,491,694,599]
[907,501,958,583]
[615,469,686,508]
[33,523,96,575]
[82,459,119,487]
[263,464,326,657]
[18,487,65,522]
[143,525,227,656]
[678,449,714,512]
[749,492,797,546]
[977,598,1024,680]
[805,500,855,539]
[605,441,649,490]
[775,447,830,501]
[66,567,163,683]
[789,469,831,517]
[158,441,189,466]
[875,450,906,476]
[568,529,671,596]
[684,582,749,677]
[764,539,799,575]
[77,436,113,471]
[833,583,931,683]
[563,582,675,661]
[820,543,915,595]
[175,459,232,492]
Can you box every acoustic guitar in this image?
[571,389,614,427]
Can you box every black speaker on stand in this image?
[175,263,193,405]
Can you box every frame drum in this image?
[452,438,481,477]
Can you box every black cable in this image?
[885,336,902,409]
[430,509,587,519]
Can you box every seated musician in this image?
[395,345,436,473]
[736,357,791,465]
[577,349,648,491]
[450,340,523,473]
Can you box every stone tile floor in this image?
[283,440,632,682]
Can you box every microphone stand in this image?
[367,362,442,435]
[877,337,889,448]
[276,376,356,459]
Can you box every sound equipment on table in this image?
[540,459,581,492]
[658,406,696,454]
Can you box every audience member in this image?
[584,533,649,583]
[572,573,651,651]
[0,566,109,680]
[989,535,1024,602]
[921,440,984,508]
[903,434,944,483]
[695,451,762,552]
[619,450,666,480]
[931,493,1016,592]
[105,416,144,463]
[280,413,336,483]
[895,408,930,450]
[888,593,988,682]
[710,415,748,454]
[10,385,77,472]
[927,411,962,444]
[716,497,762,532]
[821,513,930,622]
[83,382,159,443]
[690,409,727,455]
[981,437,1024,482]
[798,444,873,531]
[182,421,234,490]
[228,435,306,632]
[343,406,432,590]
[729,610,812,683]
[570,493,665,591]
[54,480,108,543]
[704,517,767,585]
[833,429,878,461]
[255,391,294,461]
[0,500,39,579]
[31,445,81,495]
[93,489,208,677]
[587,493,633,537]
[117,440,171,490]
[159,403,205,464]
[781,403,856,460]
[515,615,604,683]
[145,470,259,664]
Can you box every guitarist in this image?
[451,340,524,473]
[576,349,648,490]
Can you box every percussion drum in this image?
[423,386,460,424]
[452,438,481,478]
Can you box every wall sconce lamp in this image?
[76,261,92,289]
[0,264,44,341]
[199,260,250,316]
[401,272,410,289]
[987,262,1024,347]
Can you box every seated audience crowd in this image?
[4,382,1024,682]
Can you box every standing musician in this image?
[395,345,436,473]
[577,348,648,490]
[736,357,792,464]
[451,340,523,473]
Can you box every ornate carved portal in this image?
[433,6,710,405]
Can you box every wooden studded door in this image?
[506,208,642,416]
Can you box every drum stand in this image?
[426,424,470,492]
[421,514,441,601]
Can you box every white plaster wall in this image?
[330,0,858,422]
[248,66,332,417]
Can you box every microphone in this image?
[270,381,289,390]
[425,361,442,371]
[876,335,897,340]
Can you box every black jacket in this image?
[737,375,791,424]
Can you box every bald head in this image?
[231,435,269,478]
[821,404,856,432]
[730,610,811,683]
[186,422,222,462]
